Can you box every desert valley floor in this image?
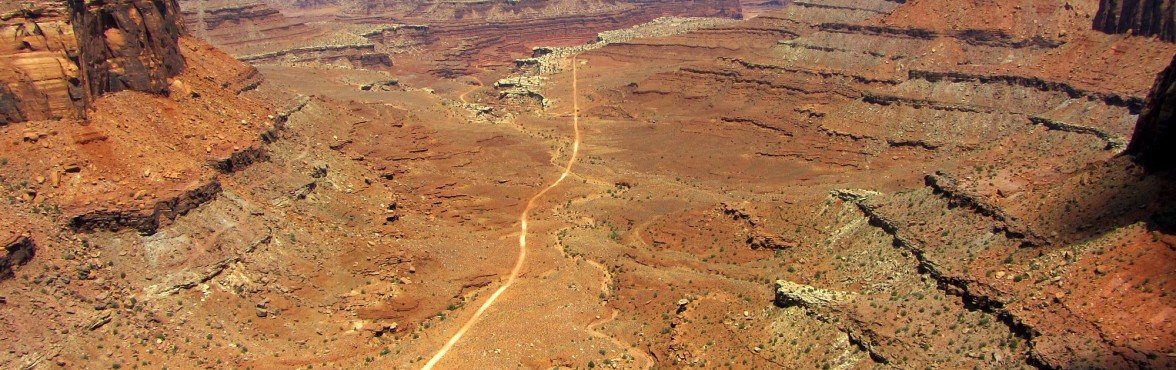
[2,0,1175,369]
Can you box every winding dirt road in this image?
[422,58,583,370]
[458,76,483,104]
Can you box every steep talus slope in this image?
[881,0,1097,39]
[2,66,268,237]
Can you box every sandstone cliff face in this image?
[69,0,186,99]
[0,0,187,124]
[1094,0,1176,41]
[1,0,272,233]
[0,5,84,124]
[1127,54,1176,168]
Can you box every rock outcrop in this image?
[774,280,849,308]
[0,4,84,124]
[68,179,222,235]
[1126,54,1176,169]
[0,234,35,279]
[924,172,1048,247]
[1,0,279,237]
[69,0,187,99]
[238,42,392,69]
[360,24,434,54]
[1094,0,1175,42]
[0,0,187,124]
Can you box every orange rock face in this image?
[1,0,188,124]
[1,4,83,123]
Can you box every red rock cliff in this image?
[1126,54,1176,168]
[1094,0,1175,41]
[68,0,186,100]
[0,4,84,123]
[0,0,187,124]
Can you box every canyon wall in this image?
[0,0,187,124]
[1094,0,1176,41]
[69,0,187,99]
[399,0,744,76]
[0,0,273,234]
[213,0,754,76]
[180,1,322,55]
[611,0,743,19]
[335,0,743,21]
[0,4,82,123]
[171,0,783,80]
[1104,0,1176,168]
[553,0,1176,366]
[1127,54,1176,168]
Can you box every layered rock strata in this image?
[180,1,322,54]
[0,0,187,124]
[0,4,81,124]
[537,0,1176,367]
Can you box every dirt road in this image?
[422,58,583,370]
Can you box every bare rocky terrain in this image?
[2,0,1175,369]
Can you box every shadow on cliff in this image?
[1049,157,1176,243]
[1043,53,1176,245]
